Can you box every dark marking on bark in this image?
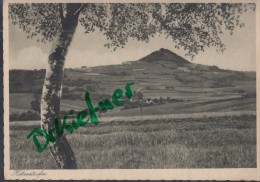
[49,46,65,63]
[40,6,82,168]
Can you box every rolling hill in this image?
[9,48,256,119]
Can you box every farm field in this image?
[9,84,256,117]
[9,48,257,169]
[9,49,256,117]
[10,113,256,169]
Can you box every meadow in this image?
[9,58,256,117]
[9,54,256,169]
[10,113,256,169]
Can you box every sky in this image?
[9,7,256,71]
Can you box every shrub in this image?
[10,111,40,121]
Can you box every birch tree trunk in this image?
[40,4,82,169]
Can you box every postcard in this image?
[3,0,260,180]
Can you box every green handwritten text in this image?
[27,82,134,153]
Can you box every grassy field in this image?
[9,57,256,116]
[10,114,256,169]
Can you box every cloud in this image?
[9,10,256,72]
[10,46,48,69]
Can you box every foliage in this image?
[9,3,255,58]
[9,70,45,93]
[10,111,40,121]
[123,96,183,109]
[31,94,41,114]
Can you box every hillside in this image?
[9,48,256,120]
[139,48,190,64]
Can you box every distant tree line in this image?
[123,96,184,110]
[63,78,100,87]
[10,111,40,121]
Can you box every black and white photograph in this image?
[3,0,260,180]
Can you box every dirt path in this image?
[10,110,256,126]
[98,110,256,122]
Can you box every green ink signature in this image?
[27,82,134,153]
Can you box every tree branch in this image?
[74,4,86,16]
[59,4,64,25]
